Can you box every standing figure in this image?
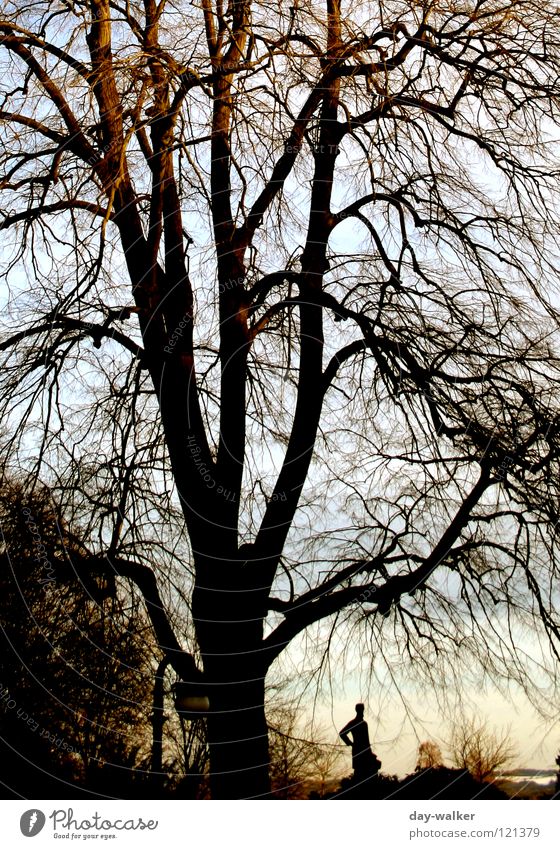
[339,703,381,780]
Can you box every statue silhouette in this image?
[339,703,381,781]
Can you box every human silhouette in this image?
[339,703,380,780]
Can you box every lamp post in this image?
[151,657,169,777]
[173,673,210,797]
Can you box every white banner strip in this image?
[2,799,559,848]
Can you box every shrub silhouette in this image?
[329,767,508,800]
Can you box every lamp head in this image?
[173,681,210,718]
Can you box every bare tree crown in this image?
[1,0,560,705]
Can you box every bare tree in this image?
[416,740,444,771]
[449,717,517,783]
[2,0,560,798]
[268,703,343,798]
[268,703,315,799]
[305,726,345,798]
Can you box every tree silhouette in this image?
[268,701,343,798]
[416,740,444,772]
[449,717,517,784]
[2,0,560,797]
[0,480,155,796]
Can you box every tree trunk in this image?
[193,571,271,799]
[205,670,270,799]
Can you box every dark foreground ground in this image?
[326,768,556,800]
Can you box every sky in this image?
[309,682,560,778]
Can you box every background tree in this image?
[305,727,345,798]
[448,717,517,784]
[416,740,444,772]
[2,0,560,798]
[267,701,343,798]
[0,479,155,796]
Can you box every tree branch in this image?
[263,465,493,662]
[94,555,201,682]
